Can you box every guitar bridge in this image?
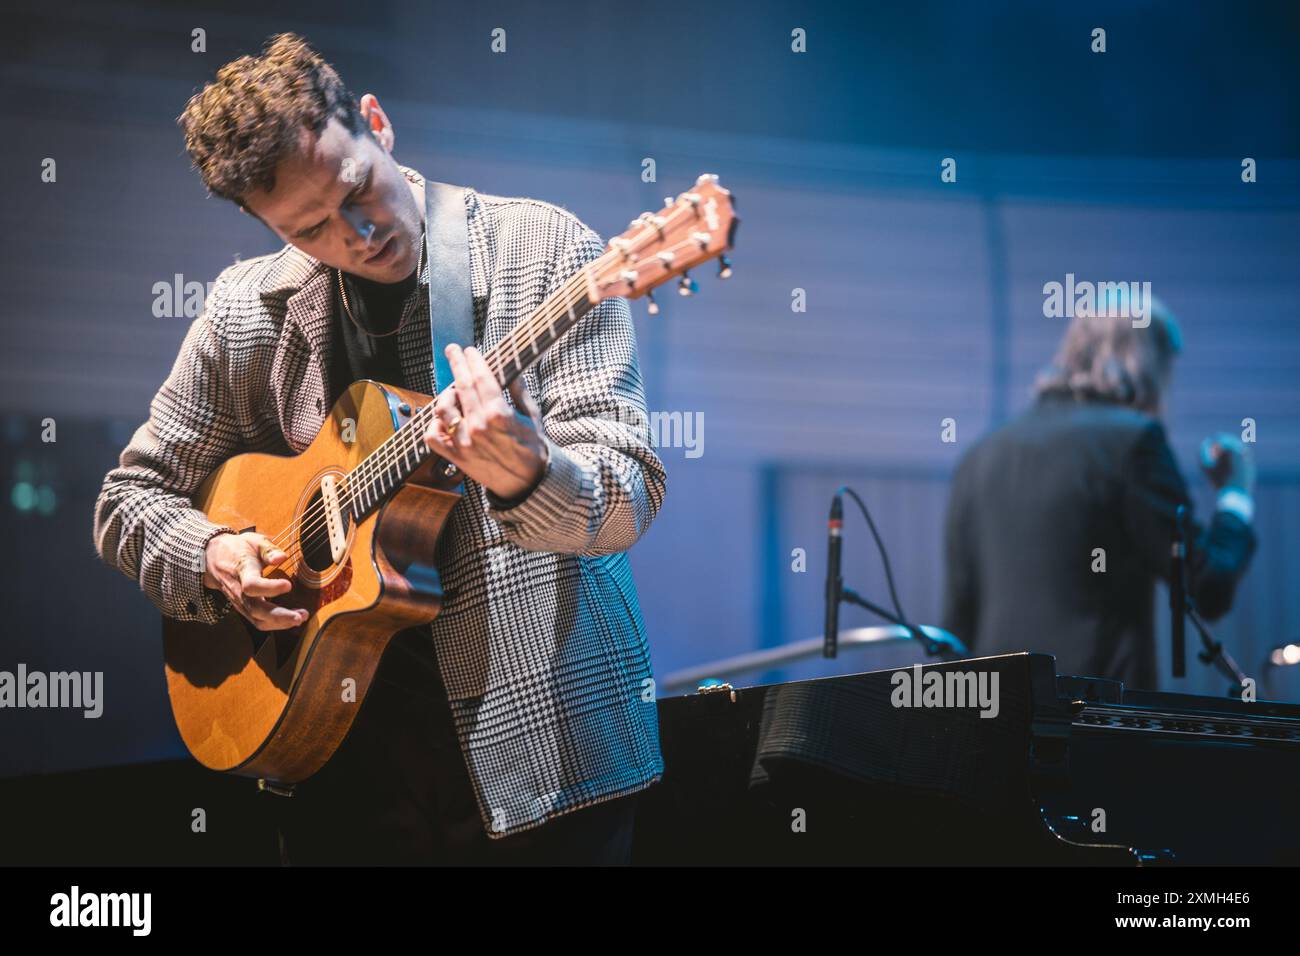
[318,474,348,563]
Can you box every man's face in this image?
[241,116,423,283]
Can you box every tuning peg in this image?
[678,273,698,296]
[646,290,659,315]
[717,254,733,279]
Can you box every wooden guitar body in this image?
[161,379,463,785]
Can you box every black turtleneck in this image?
[328,264,419,406]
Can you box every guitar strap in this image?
[423,180,475,395]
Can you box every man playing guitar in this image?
[93,33,669,865]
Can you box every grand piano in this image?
[633,652,1300,865]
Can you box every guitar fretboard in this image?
[344,269,595,520]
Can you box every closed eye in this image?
[293,216,328,241]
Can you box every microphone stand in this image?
[840,586,946,657]
[1169,503,1247,695]
[822,485,948,660]
[1171,504,1187,678]
[1187,606,1250,696]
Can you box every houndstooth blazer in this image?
[93,174,668,838]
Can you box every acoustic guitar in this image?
[162,175,738,786]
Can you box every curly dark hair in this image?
[177,33,365,203]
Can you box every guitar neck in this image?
[345,269,596,519]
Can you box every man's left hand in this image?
[423,343,548,500]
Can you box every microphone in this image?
[824,490,844,658]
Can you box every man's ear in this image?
[236,203,271,232]
[358,93,395,153]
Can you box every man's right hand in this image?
[1199,433,1256,496]
[202,531,308,630]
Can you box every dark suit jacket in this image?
[941,395,1255,689]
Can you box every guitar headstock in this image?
[585,173,738,313]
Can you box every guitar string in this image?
[259,294,572,566]
[254,207,711,573]
[325,195,706,517]
[260,217,707,570]
[261,222,701,570]
[256,271,592,566]
[272,267,590,549]
[338,202,709,495]
[262,241,606,559]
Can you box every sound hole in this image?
[299,486,351,573]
